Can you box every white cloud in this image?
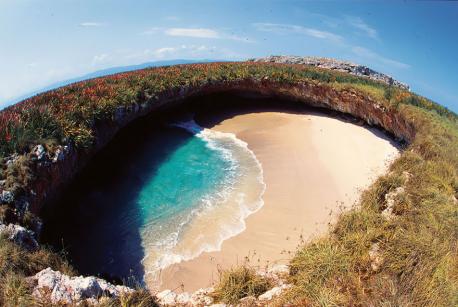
[91,53,111,65]
[141,27,253,42]
[351,46,410,69]
[80,22,103,27]
[165,28,220,38]
[253,23,343,43]
[123,44,242,62]
[345,16,378,39]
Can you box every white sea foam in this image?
[141,119,266,283]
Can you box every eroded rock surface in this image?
[28,268,134,305]
[0,222,39,251]
[250,55,409,90]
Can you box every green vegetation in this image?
[212,265,273,304]
[0,62,456,305]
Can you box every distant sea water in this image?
[43,117,265,286]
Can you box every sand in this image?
[155,110,399,292]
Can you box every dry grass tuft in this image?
[212,265,273,304]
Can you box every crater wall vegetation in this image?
[0,62,456,306]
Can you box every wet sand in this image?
[155,110,399,292]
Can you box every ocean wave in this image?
[142,119,266,283]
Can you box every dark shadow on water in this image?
[41,113,195,285]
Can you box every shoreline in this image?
[153,109,399,292]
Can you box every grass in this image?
[0,61,457,305]
[211,265,273,304]
[273,106,458,305]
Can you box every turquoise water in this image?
[137,123,239,269]
[43,118,264,285]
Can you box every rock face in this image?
[0,223,39,251]
[250,55,410,90]
[28,268,134,305]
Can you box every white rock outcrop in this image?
[369,243,384,272]
[258,284,291,301]
[250,55,410,90]
[28,268,133,305]
[0,222,39,251]
[383,186,405,219]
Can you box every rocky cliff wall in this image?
[250,55,410,90]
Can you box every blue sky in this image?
[1,0,457,112]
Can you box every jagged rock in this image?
[239,295,257,306]
[0,190,14,204]
[5,153,19,166]
[369,243,384,272]
[176,292,191,304]
[52,147,64,163]
[250,56,409,90]
[0,223,39,251]
[190,287,214,306]
[258,264,289,286]
[258,284,291,301]
[383,187,405,219]
[157,289,177,305]
[267,264,289,275]
[28,268,133,304]
[32,144,46,161]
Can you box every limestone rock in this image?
[52,147,65,163]
[0,223,39,251]
[369,243,384,271]
[28,268,133,305]
[268,264,289,275]
[176,292,191,304]
[250,56,409,90]
[383,186,405,219]
[157,289,177,305]
[190,287,214,306]
[0,190,14,204]
[32,144,46,161]
[258,284,290,301]
[239,295,257,306]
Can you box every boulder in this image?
[239,295,257,306]
[190,287,214,306]
[0,190,14,204]
[157,289,177,305]
[0,223,39,251]
[258,284,291,301]
[383,186,405,219]
[369,243,384,272]
[32,144,46,161]
[28,268,133,304]
[176,292,191,304]
[52,147,65,163]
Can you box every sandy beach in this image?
[155,109,399,292]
